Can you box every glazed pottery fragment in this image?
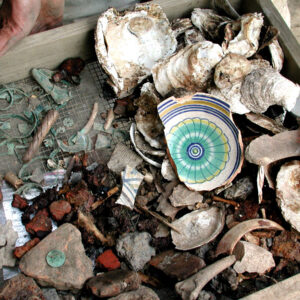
[157,93,243,191]
[116,165,144,210]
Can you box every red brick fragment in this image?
[14,237,40,259]
[12,194,29,210]
[49,200,72,221]
[96,249,121,271]
[25,209,52,238]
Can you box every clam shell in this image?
[241,68,300,113]
[171,205,225,250]
[157,93,243,191]
[276,160,300,232]
[214,53,251,89]
[222,13,264,58]
[95,4,177,98]
[191,8,231,42]
[152,41,224,97]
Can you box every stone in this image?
[14,237,40,259]
[0,220,18,268]
[96,249,121,271]
[149,250,206,280]
[49,200,72,221]
[86,269,141,298]
[169,184,203,207]
[0,274,45,300]
[156,195,181,221]
[107,143,143,174]
[224,177,254,200]
[12,194,29,210]
[25,209,52,238]
[19,223,93,291]
[116,232,156,271]
[108,285,159,300]
[42,288,60,300]
[233,241,275,274]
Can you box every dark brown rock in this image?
[12,194,29,210]
[149,250,206,280]
[65,181,90,207]
[13,237,40,259]
[86,269,141,298]
[49,200,72,221]
[0,274,45,300]
[19,223,93,291]
[108,286,159,300]
[25,209,52,238]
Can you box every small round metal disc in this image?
[46,250,65,268]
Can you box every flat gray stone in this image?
[42,288,60,300]
[107,143,143,174]
[19,223,93,291]
[116,232,156,271]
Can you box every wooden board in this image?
[0,0,299,84]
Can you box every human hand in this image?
[0,0,64,56]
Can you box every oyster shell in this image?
[214,53,251,89]
[208,83,250,114]
[269,39,284,72]
[241,68,300,113]
[134,83,164,149]
[152,41,224,97]
[191,8,231,42]
[171,18,193,38]
[222,13,264,58]
[171,205,225,250]
[95,3,177,98]
[276,160,300,232]
[184,28,206,45]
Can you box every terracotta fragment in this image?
[12,194,29,210]
[25,209,52,238]
[49,200,72,221]
[14,237,40,259]
[96,249,121,271]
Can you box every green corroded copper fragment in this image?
[46,250,66,268]
[32,68,72,105]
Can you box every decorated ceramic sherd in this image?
[157,93,243,191]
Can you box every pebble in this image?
[108,285,160,300]
[86,269,141,298]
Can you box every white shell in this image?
[214,53,251,89]
[191,8,231,41]
[241,68,300,113]
[171,18,193,38]
[171,205,225,250]
[222,13,264,58]
[276,160,300,232]
[269,39,284,72]
[95,4,177,98]
[135,83,164,149]
[152,41,224,97]
[184,28,206,45]
[208,83,250,114]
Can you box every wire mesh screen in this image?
[0,61,130,175]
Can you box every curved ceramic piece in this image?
[95,3,177,98]
[152,41,223,97]
[241,68,300,113]
[158,93,243,191]
[171,205,225,250]
[222,13,264,58]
